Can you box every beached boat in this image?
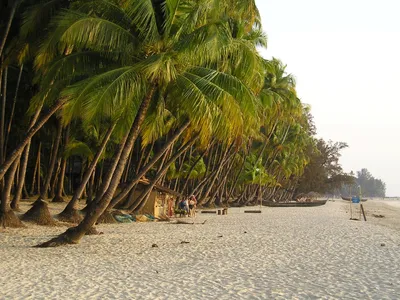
[264,200,327,207]
[341,196,368,202]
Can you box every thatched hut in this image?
[134,179,181,218]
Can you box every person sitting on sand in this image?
[178,199,187,217]
[188,195,197,217]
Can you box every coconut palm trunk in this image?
[172,145,189,191]
[200,149,236,206]
[122,151,169,216]
[10,86,43,210]
[129,137,198,213]
[208,155,236,206]
[0,99,66,181]
[58,123,115,222]
[20,119,63,225]
[197,144,234,205]
[40,119,62,200]
[37,87,155,246]
[179,147,209,195]
[0,67,8,164]
[0,0,19,57]
[30,142,41,195]
[94,130,129,203]
[108,120,190,209]
[4,64,23,155]
[52,125,71,201]
[11,133,38,209]
[52,127,70,203]
[0,158,24,227]
[226,151,248,204]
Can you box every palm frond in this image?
[61,66,145,125]
[64,139,94,160]
[121,0,160,40]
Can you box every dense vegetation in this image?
[0,0,380,246]
[339,169,386,198]
[295,139,353,195]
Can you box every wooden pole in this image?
[360,204,367,221]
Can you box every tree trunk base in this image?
[21,199,56,226]
[96,210,117,224]
[36,225,102,247]
[52,195,66,203]
[11,205,22,212]
[80,204,91,214]
[57,208,83,223]
[0,210,26,228]
[85,226,100,235]
[36,226,81,247]
[10,199,20,211]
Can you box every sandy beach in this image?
[1,200,400,299]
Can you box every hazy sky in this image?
[255,0,400,196]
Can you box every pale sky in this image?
[256,0,400,196]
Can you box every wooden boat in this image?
[341,196,368,202]
[264,200,327,207]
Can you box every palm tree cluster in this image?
[1,0,316,246]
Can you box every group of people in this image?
[178,195,197,217]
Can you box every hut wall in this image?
[137,191,157,216]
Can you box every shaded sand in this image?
[1,200,400,299]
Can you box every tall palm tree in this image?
[36,0,264,246]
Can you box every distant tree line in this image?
[295,139,354,196]
[294,138,386,197]
[339,169,386,198]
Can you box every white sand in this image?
[1,200,400,299]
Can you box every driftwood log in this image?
[175,220,207,225]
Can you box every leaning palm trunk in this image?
[0,0,19,57]
[179,147,209,195]
[190,145,225,196]
[129,137,198,213]
[94,127,128,203]
[52,126,70,202]
[126,148,170,213]
[0,159,24,227]
[53,157,67,202]
[0,99,66,181]
[50,158,61,199]
[4,64,23,155]
[108,120,190,209]
[11,142,34,209]
[58,123,116,222]
[37,88,155,247]
[197,144,234,206]
[21,119,63,225]
[10,104,43,210]
[30,142,41,195]
[172,145,189,191]
[40,119,62,200]
[0,67,8,164]
[226,151,248,204]
[208,155,236,206]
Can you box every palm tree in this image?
[35,0,263,246]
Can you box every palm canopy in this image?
[32,0,266,148]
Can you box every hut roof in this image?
[138,179,182,197]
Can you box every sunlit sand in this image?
[1,200,399,299]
